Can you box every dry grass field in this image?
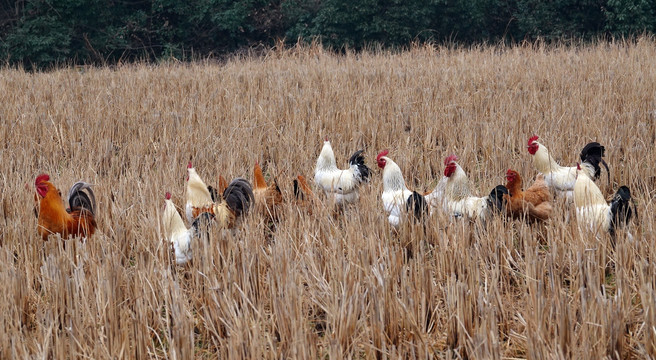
[1,39,655,359]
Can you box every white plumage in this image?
[162,195,193,265]
[379,155,413,228]
[441,155,493,221]
[529,139,578,199]
[574,162,612,233]
[314,140,369,205]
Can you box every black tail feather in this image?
[349,150,371,183]
[405,191,429,222]
[68,181,96,215]
[223,178,255,218]
[609,185,634,236]
[293,179,303,200]
[580,142,610,183]
[487,185,508,212]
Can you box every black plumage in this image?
[349,149,371,183]
[67,181,96,215]
[191,212,215,238]
[609,185,636,236]
[223,178,255,218]
[405,191,429,223]
[293,179,303,200]
[580,142,610,183]
[487,185,509,212]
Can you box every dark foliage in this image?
[1,0,654,69]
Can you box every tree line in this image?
[1,0,654,69]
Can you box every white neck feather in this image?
[163,200,187,236]
[382,158,407,192]
[446,164,472,200]
[316,142,337,171]
[533,142,562,173]
[187,169,212,205]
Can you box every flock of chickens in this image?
[32,135,636,265]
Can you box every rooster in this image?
[527,136,609,199]
[162,192,213,265]
[574,163,635,236]
[314,139,371,205]
[33,174,97,240]
[440,155,505,221]
[253,162,283,222]
[376,150,429,227]
[503,170,553,221]
[185,162,254,229]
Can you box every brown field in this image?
[1,39,655,359]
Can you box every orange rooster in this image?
[34,174,97,240]
[253,162,283,222]
[503,169,553,221]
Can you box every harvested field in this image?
[1,39,655,358]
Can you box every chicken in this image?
[162,192,213,265]
[253,162,283,222]
[440,155,504,221]
[33,174,97,240]
[376,150,429,227]
[293,175,318,215]
[503,169,553,221]
[185,162,214,223]
[527,136,609,199]
[574,163,635,236]
[314,139,371,205]
[185,162,254,229]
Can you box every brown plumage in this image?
[293,175,317,215]
[218,175,228,195]
[253,162,283,222]
[503,169,553,221]
[34,174,97,240]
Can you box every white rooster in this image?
[314,139,371,205]
[528,136,608,199]
[574,163,635,236]
[376,150,428,228]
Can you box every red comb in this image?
[528,135,539,145]
[187,161,192,169]
[165,192,172,200]
[577,163,581,170]
[444,154,458,165]
[324,136,329,142]
[377,150,389,161]
[35,174,50,185]
[506,169,514,175]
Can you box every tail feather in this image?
[349,150,371,183]
[223,178,255,218]
[293,179,301,199]
[253,163,267,189]
[294,175,315,200]
[609,185,634,236]
[218,175,229,194]
[405,191,429,222]
[487,185,508,212]
[68,181,96,215]
[580,142,610,183]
